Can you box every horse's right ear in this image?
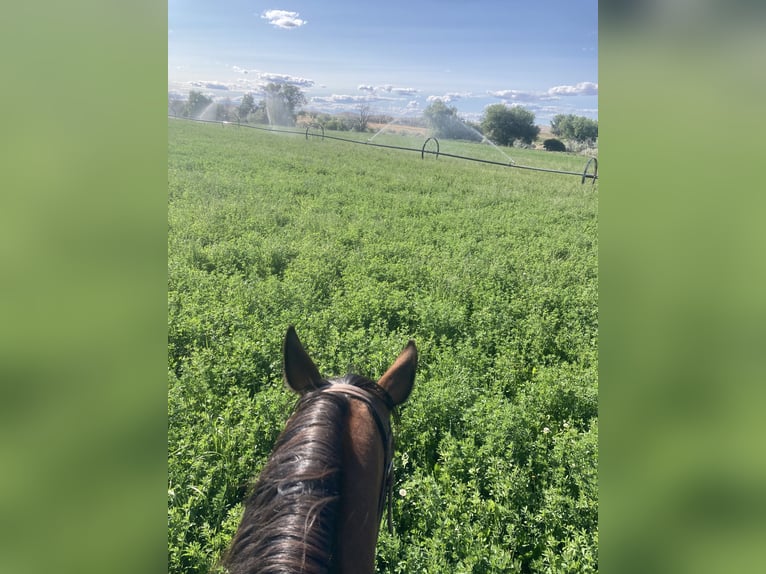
[283,326,323,394]
[377,340,418,406]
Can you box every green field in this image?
[168,119,598,573]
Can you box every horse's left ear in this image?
[377,340,418,406]
[283,326,323,394]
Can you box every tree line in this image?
[423,101,597,148]
[168,87,597,148]
[424,99,541,146]
[168,84,307,126]
[550,114,598,144]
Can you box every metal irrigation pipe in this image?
[174,116,598,183]
[308,131,598,182]
[435,150,598,181]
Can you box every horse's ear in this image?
[283,326,323,394]
[377,340,418,406]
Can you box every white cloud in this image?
[426,92,475,103]
[189,81,230,91]
[488,89,543,102]
[487,82,597,107]
[390,87,418,96]
[261,9,307,29]
[231,78,266,93]
[312,94,384,105]
[179,71,315,97]
[547,82,598,96]
[308,92,412,115]
[312,95,363,104]
[257,72,314,87]
[358,85,418,96]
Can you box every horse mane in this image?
[220,374,383,574]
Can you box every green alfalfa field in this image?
[168,118,598,573]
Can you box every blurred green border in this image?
[1,2,167,573]
[600,3,766,573]
[2,2,765,573]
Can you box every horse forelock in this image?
[221,373,396,574]
[221,391,349,574]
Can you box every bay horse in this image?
[221,326,418,574]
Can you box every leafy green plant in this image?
[168,119,597,573]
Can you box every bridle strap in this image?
[320,383,395,534]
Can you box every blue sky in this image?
[168,0,597,125]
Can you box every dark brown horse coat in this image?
[221,327,417,574]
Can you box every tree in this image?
[480,104,540,146]
[357,104,372,132]
[423,100,482,141]
[263,83,306,126]
[214,104,229,122]
[239,93,256,123]
[551,114,598,143]
[213,98,238,122]
[183,91,214,119]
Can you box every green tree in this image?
[263,83,306,126]
[356,104,372,132]
[239,93,255,123]
[423,100,482,141]
[480,104,540,146]
[551,114,598,143]
[184,90,213,119]
[215,98,237,122]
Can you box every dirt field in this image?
[367,122,430,137]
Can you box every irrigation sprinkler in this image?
[305,123,325,141]
[421,137,440,160]
[174,116,598,184]
[582,157,598,185]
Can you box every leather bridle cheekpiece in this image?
[319,381,396,534]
